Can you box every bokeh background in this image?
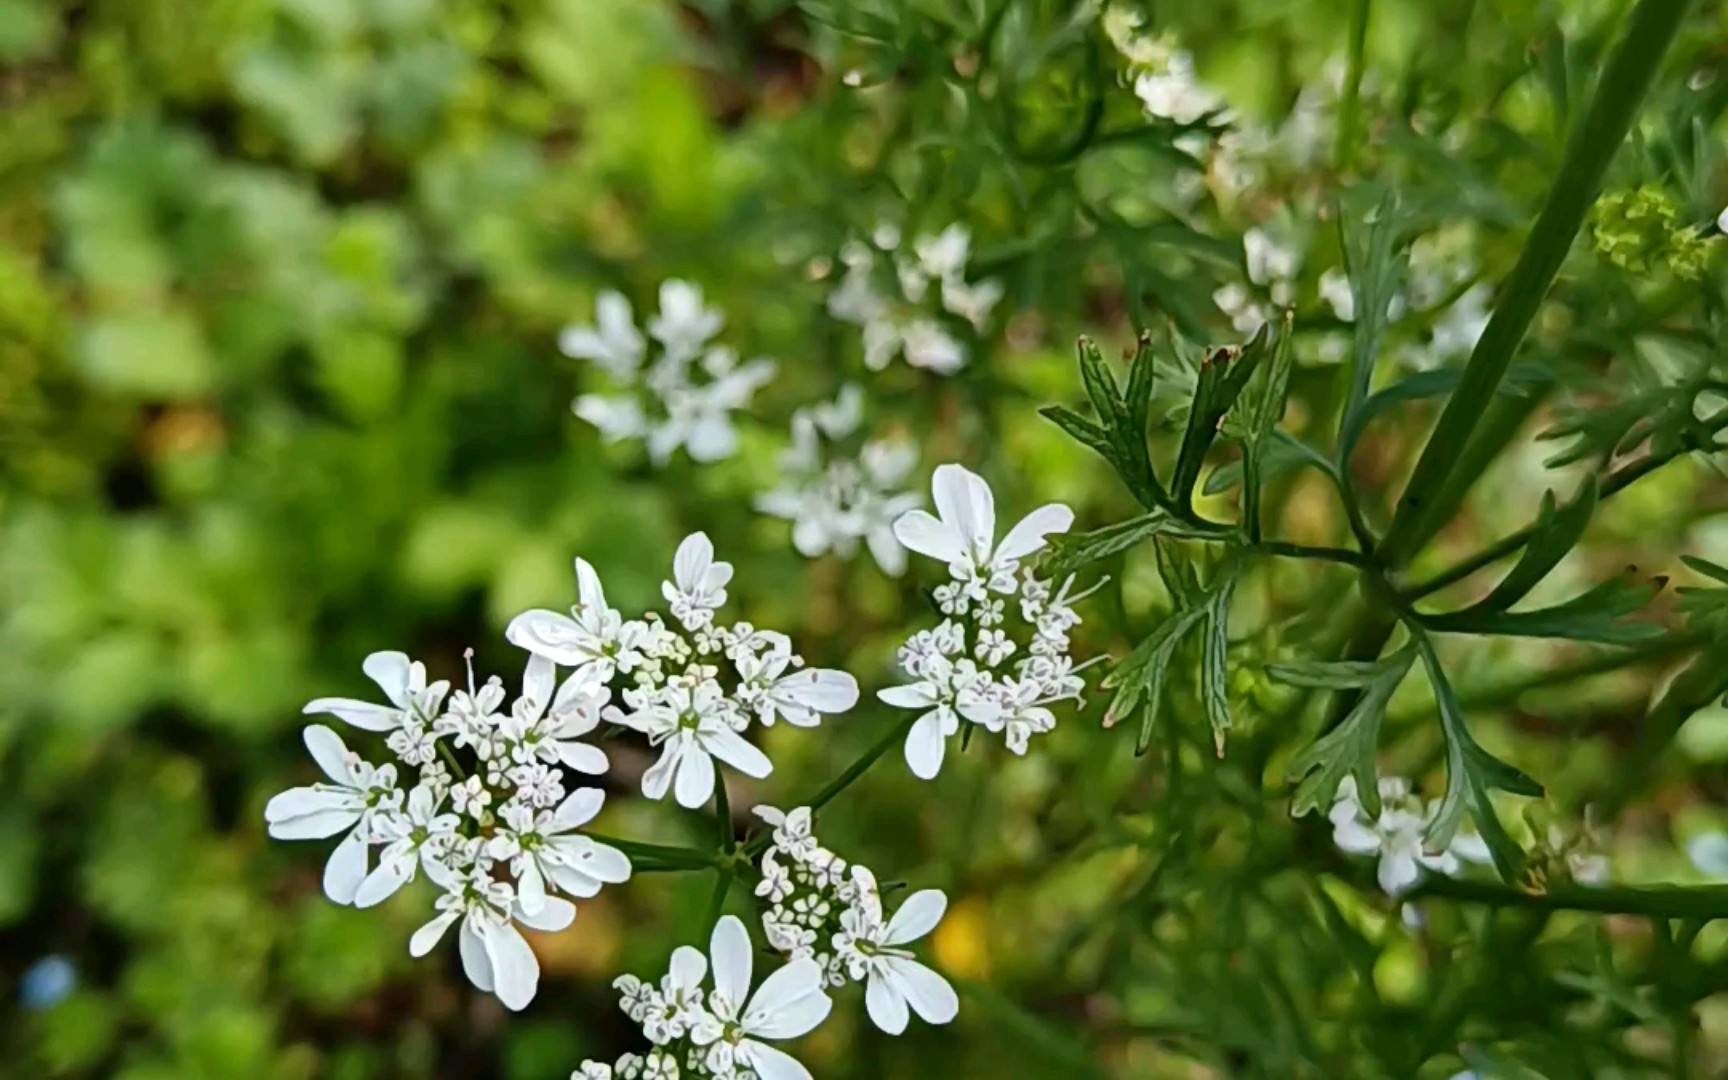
[6,0,1728,1077]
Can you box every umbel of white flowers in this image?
[754,805,958,1034]
[1328,776,1492,897]
[755,385,923,576]
[879,463,1093,779]
[578,915,834,1080]
[507,533,861,809]
[265,650,629,1010]
[826,223,1003,376]
[563,280,775,466]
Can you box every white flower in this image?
[1132,49,1225,124]
[409,870,575,1011]
[625,679,772,808]
[663,532,732,631]
[1319,267,1354,321]
[647,280,723,361]
[1687,830,1728,878]
[893,463,1074,586]
[648,355,776,465]
[878,668,963,781]
[1717,205,1727,235]
[862,319,901,371]
[575,395,648,443]
[1244,227,1299,290]
[754,805,819,860]
[941,278,1004,330]
[498,654,611,775]
[899,319,966,374]
[835,867,958,1035]
[735,638,860,728]
[507,557,644,686]
[693,916,833,1080]
[265,725,402,905]
[573,1063,614,1080]
[561,291,646,379]
[1330,777,1491,897]
[303,650,449,735]
[353,782,460,908]
[914,225,971,281]
[488,788,632,914]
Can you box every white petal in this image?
[739,1042,814,1080]
[904,710,949,780]
[557,742,610,775]
[892,510,966,565]
[322,828,370,905]
[669,945,708,992]
[504,610,589,665]
[266,804,360,840]
[865,972,910,1034]
[517,895,576,932]
[884,889,947,946]
[362,651,414,709]
[483,920,541,1010]
[878,683,936,709]
[1449,832,1493,865]
[866,527,907,577]
[641,741,683,802]
[993,503,1075,565]
[522,654,556,717]
[1332,819,1382,855]
[554,787,606,830]
[517,859,548,915]
[575,557,608,614]
[302,724,355,783]
[931,463,993,561]
[685,416,740,463]
[353,846,416,908]
[460,919,494,992]
[775,669,859,714]
[674,532,714,594]
[302,697,401,732]
[674,745,717,809]
[265,785,353,824]
[409,910,458,957]
[744,958,830,1039]
[886,956,959,1025]
[1379,852,1422,897]
[704,728,774,779]
[710,915,753,1009]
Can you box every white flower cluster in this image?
[562,280,775,465]
[1318,225,1492,370]
[577,916,832,1080]
[1329,776,1492,898]
[753,806,958,1035]
[826,224,1003,376]
[265,650,629,1010]
[754,385,923,576]
[1214,224,1301,334]
[507,533,861,809]
[879,464,1090,779]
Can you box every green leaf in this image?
[1201,572,1238,745]
[1335,184,1409,461]
[1172,331,1265,510]
[1341,362,1550,460]
[1203,431,1337,495]
[1472,478,1599,612]
[1424,573,1663,644]
[1046,512,1220,579]
[1413,630,1541,884]
[1283,646,1415,819]
[1047,336,1171,512]
[1104,605,1206,754]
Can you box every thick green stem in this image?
[1414,876,1728,920]
[1378,0,1693,566]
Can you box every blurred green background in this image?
[6,0,1728,1077]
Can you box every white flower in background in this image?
[1244,226,1299,305]
[560,291,645,379]
[1319,267,1354,321]
[1423,283,1492,363]
[836,866,959,1035]
[1213,282,1272,335]
[756,386,923,575]
[514,533,857,810]
[1110,28,1227,126]
[882,464,1089,777]
[1329,776,1493,897]
[304,650,449,735]
[1686,831,1728,878]
[826,223,1003,375]
[265,724,402,904]
[587,916,834,1080]
[564,280,773,466]
[1717,205,1727,235]
[266,648,632,1009]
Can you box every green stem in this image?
[702,868,735,933]
[714,777,733,850]
[1335,0,1373,172]
[1249,541,1370,567]
[1598,648,1728,818]
[586,832,716,869]
[1378,0,1694,566]
[744,713,918,856]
